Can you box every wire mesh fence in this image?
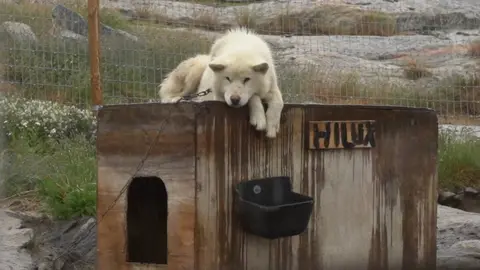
[0,0,479,124]
[1,2,480,268]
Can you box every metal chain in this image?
[176,88,212,103]
[97,89,212,220]
[53,89,213,264]
[99,89,212,220]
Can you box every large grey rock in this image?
[437,205,480,269]
[0,210,34,270]
[52,4,138,42]
[0,208,96,270]
[1,21,37,44]
[102,0,480,33]
[166,26,478,93]
[58,29,88,41]
[31,216,96,270]
[52,4,89,36]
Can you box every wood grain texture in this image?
[97,101,438,270]
[97,103,196,270]
[195,102,437,270]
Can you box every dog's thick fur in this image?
[158,27,284,138]
[158,54,210,103]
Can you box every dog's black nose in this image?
[230,96,240,106]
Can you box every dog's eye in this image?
[225,77,231,82]
[243,77,250,84]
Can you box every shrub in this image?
[435,74,480,116]
[438,128,480,190]
[403,59,432,80]
[234,7,260,29]
[277,65,404,105]
[0,96,96,143]
[0,97,96,219]
[192,11,221,31]
[259,12,299,35]
[255,6,397,36]
[355,11,397,36]
[0,2,52,35]
[36,135,96,219]
[2,134,96,219]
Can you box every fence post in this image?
[87,0,103,110]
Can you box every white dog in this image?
[158,28,284,139]
[158,54,210,103]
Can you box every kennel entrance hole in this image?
[126,176,168,265]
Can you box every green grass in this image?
[438,128,480,190]
[0,98,478,221]
[402,59,432,81]
[1,2,211,106]
[277,64,480,119]
[0,2,129,36]
[252,5,398,36]
[0,2,52,35]
[435,74,480,116]
[175,0,248,7]
[128,4,398,36]
[2,134,96,219]
[1,24,211,106]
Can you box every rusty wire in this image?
[0,0,479,122]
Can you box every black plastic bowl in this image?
[234,176,314,239]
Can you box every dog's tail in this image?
[158,54,210,103]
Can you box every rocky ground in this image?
[437,205,480,270]
[2,202,480,269]
[0,208,95,270]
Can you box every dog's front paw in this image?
[250,112,267,131]
[265,105,282,139]
[265,121,280,138]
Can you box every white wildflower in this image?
[1,96,96,140]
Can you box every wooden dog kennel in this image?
[96,101,438,270]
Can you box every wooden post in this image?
[87,0,103,109]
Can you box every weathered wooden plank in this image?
[367,108,437,270]
[96,103,196,270]
[301,105,437,270]
[196,104,305,270]
[97,103,196,156]
[195,102,437,270]
[97,101,437,270]
[308,120,376,150]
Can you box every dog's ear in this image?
[252,62,269,74]
[209,63,226,72]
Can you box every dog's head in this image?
[208,53,269,108]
